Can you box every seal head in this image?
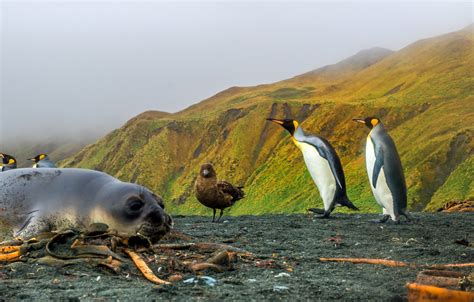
[102,183,173,242]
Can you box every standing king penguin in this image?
[28,154,56,168]
[353,117,410,223]
[0,153,17,171]
[267,118,358,218]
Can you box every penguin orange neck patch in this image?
[293,120,299,130]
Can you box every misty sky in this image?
[1,1,472,144]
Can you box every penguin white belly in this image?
[298,142,336,211]
[366,138,396,219]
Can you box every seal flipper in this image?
[14,210,38,236]
[14,211,50,240]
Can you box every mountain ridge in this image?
[62,25,474,215]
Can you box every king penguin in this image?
[0,153,17,171]
[267,118,358,218]
[353,117,410,223]
[28,154,56,168]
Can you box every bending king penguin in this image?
[267,118,358,218]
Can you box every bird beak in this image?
[202,169,210,176]
[0,154,4,159]
[266,118,284,125]
[27,158,34,161]
[352,118,365,124]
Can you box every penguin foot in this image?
[369,215,390,224]
[314,211,332,219]
[307,208,325,215]
[315,215,331,219]
[401,212,414,223]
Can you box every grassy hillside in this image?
[62,25,474,215]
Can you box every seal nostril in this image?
[146,211,164,225]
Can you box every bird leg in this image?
[216,209,224,223]
[211,209,216,223]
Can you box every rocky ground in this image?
[1,213,473,301]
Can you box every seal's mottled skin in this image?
[0,168,172,242]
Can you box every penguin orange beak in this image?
[352,118,366,124]
[266,118,284,125]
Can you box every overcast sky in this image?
[1,1,472,144]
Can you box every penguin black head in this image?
[352,117,381,129]
[0,153,17,166]
[28,154,49,163]
[266,118,299,136]
[199,163,216,179]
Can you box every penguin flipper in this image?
[304,136,344,189]
[372,140,384,189]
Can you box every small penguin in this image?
[28,154,56,168]
[267,118,358,217]
[353,117,410,223]
[0,153,17,171]
[195,163,245,222]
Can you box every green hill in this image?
[62,25,474,215]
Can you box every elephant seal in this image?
[0,168,173,242]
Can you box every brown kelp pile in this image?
[0,223,264,286]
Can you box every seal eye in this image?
[127,198,144,212]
